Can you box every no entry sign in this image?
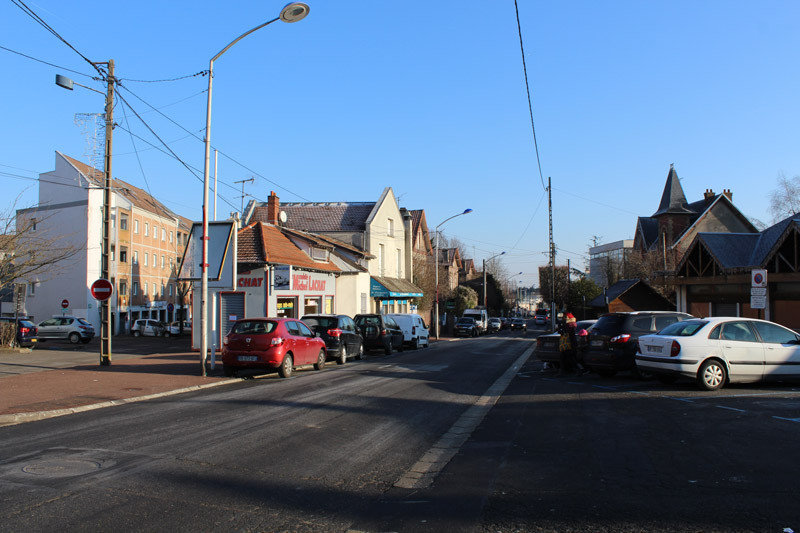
[61,299,69,309]
[91,278,114,301]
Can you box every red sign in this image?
[91,278,114,301]
[61,299,69,309]
[292,273,327,291]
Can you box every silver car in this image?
[37,316,95,344]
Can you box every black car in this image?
[584,311,693,378]
[509,317,528,332]
[354,314,404,355]
[301,314,364,364]
[0,317,38,348]
[454,317,478,337]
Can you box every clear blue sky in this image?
[3,0,799,288]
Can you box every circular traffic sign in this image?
[91,278,114,301]
[753,272,764,285]
[61,299,69,309]
[167,303,174,312]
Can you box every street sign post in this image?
[751,270,768,311]
[90,278,113,301]
[61,299,69,308]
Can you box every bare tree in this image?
[1,198,81,292]
[769,173,800,223]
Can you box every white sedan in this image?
[636,317,800,390]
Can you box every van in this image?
[462,308,488,335]
[387,313,429,349]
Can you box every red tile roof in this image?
[238,222,339,272]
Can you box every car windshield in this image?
[458,318,475,325]
[231,320,277,334]
[355,316,380,326]
[536,310,548,316]
[303,316,337,329]
[592,315,625,335]
[656,320,707,336]
[19,320,35,328]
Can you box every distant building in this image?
[589,240,634,288]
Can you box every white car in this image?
[132,319,166,337]
[636,317,800,390]
[387,313,429,349]
[166,321,192,336]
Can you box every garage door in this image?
[219,292,245,344]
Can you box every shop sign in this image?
[274,265,291,290]
[238,277,264,288]
[277,301,294,310]
[292,273,327,291]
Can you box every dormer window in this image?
[311,247,328,261]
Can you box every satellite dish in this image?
[279,211,288,223]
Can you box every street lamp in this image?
[433,208,473,340]
[508,272,522,316]
[200,2,310,375]
[482,251,505,308]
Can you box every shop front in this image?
[236,265,337,319]
[370,276,423,314]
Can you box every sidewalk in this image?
[0,350,233,427]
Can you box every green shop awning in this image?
[370,276,423,298]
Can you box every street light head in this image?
[500,251,506,256]
[462,208,473,214]
[280,2,310,23]
[55,74,74,90]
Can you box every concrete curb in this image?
[0,377,239,428]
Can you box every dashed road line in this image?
[716,405,746,412]
[394,345,534,490]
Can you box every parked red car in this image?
[222,318,327,378]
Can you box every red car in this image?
[222,318,327,378]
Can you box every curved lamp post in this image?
[508,271,523,316]
[482,251,505,308]
[434,208,473,340]
[200,3,310,375]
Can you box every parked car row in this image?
[222,312,430,377]
[0,317,39,348]
[536,311,800,391]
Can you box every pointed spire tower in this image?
[652,164,694,248]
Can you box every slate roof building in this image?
[244,188,423,315]
[674,213,800,328]
[633,165,758,266]
[587,279,674,314]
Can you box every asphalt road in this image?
[2,324,800,532]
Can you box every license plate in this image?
[646,345,662,353]
[238,355,258,362]
[544,341,555,348]
[591,340,603,347]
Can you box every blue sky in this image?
[3,0,799,288]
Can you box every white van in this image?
[462,308,488,334]
[387,313,430,349]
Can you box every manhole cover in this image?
[22,459,103,477]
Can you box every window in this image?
[752,321,799,344]
[119,281,127,296]
[152,283,156,296]
[161,255,165,269]
[721,322,757,342]
[144,222,149,236]
[388,218,394,237]
[31,218,37,231]
[132,281,138,295]
[134,219,139,233]
[120,215,128,230]
[120,247,128,263]
[169,284,173,297]
[111,248,115,262]
[162,228,166,240]
[169,231,173,243]
[397,248,402,277]
[161,283,165,297]
[379,244,385,276]
[143,253,148,267]
[142,282,147,295]
[153,226,158,240]
[152,253,157,267]
[28,282,36,296]
[133,251,139,264]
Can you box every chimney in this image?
[267,191,280,225]
[722,189,732,202]
[704,188,715,204]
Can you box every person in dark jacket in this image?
[557,313,581,376]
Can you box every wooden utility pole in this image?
[100,59,115,366]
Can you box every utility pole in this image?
[567,258,571,312]
[548,176,556,331]
[100,59,115,366]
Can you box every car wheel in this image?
[596,369,616,378]
[356,343,365,360]
[223,365,237,377]
[398,339,404,352]
[384,341,393,356]
[697,359,726,391]
[413,337,419,350]
[69,332,81,344]
[133,330,141,337]
[315,350,326,371]
[278,353,294,378]
[656,374,678,384]
[337,346,347,365]
[163,331,171,338]
[632,366,653,380]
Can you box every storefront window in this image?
[277,297,297,318]
[325,296,334,314]
[304,297,321,316]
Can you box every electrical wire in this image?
[513,0,546,192]
[0,44,95,78]
[119,71,209,83]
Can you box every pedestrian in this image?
[557,313,581,376]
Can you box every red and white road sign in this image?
[91,278,114,301]
[61,299,69,309]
